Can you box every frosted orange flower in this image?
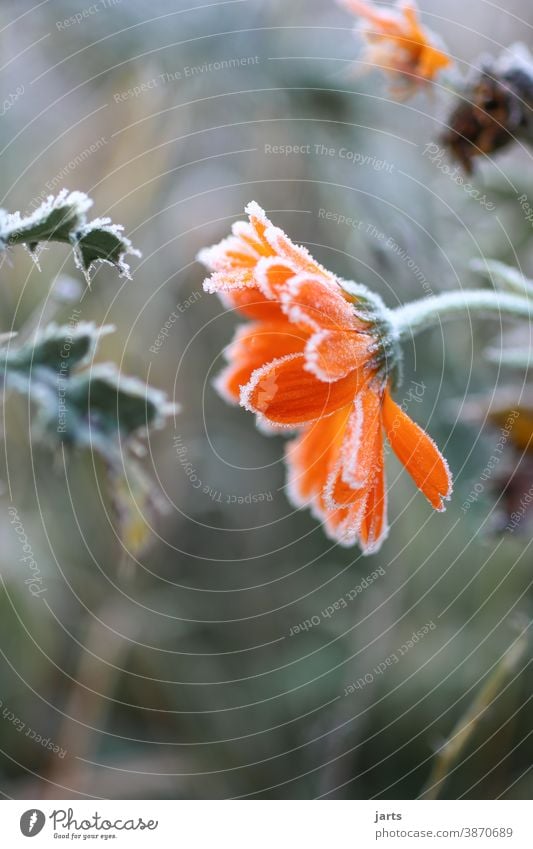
[199,202,452,552]
[341,0,451,96]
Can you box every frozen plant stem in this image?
[420,632,529,800]
[390,290,533,342]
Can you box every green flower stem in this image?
[420,631,529,800]
[390,290,533,342]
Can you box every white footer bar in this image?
[1,799,530,848]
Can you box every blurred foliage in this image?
[0,0,531,801]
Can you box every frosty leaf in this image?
[0,189,140,281]
[0,192,162,559]
[1,323,174,475]
[63,364,174,447]
[75,219,140,281]
[2,322,113,378]
[0,190,91,247]
[471,261,533,371]
[0,322,175,555]
[470,259,533,299]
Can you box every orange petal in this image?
[281,274,363,332]
[216,321,308,404]
[245,201,274,247]
[305,328,372,382]
[266,225,329,278]
[382,389,452,511]
[324,389,381,507]
[286,407,352,506]
[229,320,307,361]
[326,466,370,509]
[241,354,359,425]
[255,257,298,299]
[321,495,369,548]
[232,218,272,259]
[203,268,256,294]
[344,387,383,487]
[198,204,274,275]
[342,0,404,34]
[220,287,282,321]
[401,1,425,37]
[418,44,451,78]
[198,239,258,273]
[359,441,389,553]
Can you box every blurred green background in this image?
[0,0,531,799]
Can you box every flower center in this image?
[339,279,402,388]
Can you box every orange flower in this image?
[199,203,452,552]
[341,0,451,95]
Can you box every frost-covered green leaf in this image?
[53,364,174,460]
[0,322,175,554]
[470,258,533,299]
[0,190,91,247]
[1,322,174,451]
[0,190,163,556]
[0,190,140,282]
[75,219,139,279]
[1,321,112,378]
